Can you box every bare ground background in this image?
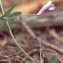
[0,0,63,63]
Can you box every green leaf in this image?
[0,3,18,18]
[48,57,55,63]
[8,12,22,19]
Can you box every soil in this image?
[0,0,63,63]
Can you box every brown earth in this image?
[0,0,63,63]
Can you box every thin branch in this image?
[42,49,63,63]
[20,17,63,54]
[1,11,63,32]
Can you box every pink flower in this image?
[37,1,55,15]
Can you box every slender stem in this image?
[0,0,4,14]
[0,0,36,63]
[22,14,37,16]
[4,21,36,63]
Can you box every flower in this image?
[37,1,55,15]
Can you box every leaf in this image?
[0,17,5,20]
[48,57,55,63]
[0,3,18,18]
[8,12,22,19]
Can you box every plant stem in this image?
[22,14,37,16]
[0,0,4,14]
[4,21,36,63]
[0,0,36,63]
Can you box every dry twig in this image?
[47,28,63,43]
[0,11,63,32]
[19,17,63,54]
[42,49,63,63]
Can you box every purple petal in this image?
[37,1,55,15]
[37,1,52,15]
[48,4,55,10]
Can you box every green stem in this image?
[0,0,4,14]
[4,21,36,63]
[22,14,37,16]
[0,0,36,63]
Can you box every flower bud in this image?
[37,1,55,15]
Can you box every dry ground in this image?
[0,0,63,63]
